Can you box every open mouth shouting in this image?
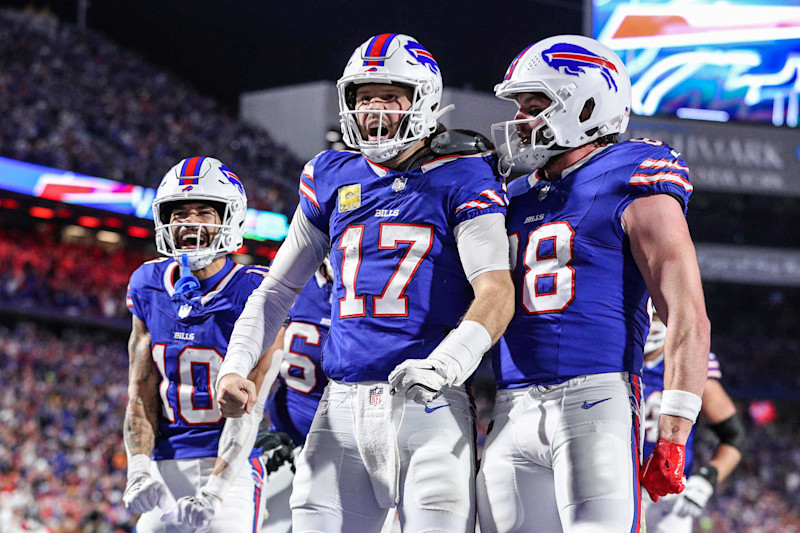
[365,117,393,142]
[177,228,210,250]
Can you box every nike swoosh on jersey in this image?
[582,398,612,409]
[424,404,451,414]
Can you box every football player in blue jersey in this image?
[122,157,278,532]
[476,35,711,533]
[642,312,744,532]
[216,33,514,532]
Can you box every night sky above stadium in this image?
[5,0,583,111]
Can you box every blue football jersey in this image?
[497,139,693,388]
[642,352,722,475]
[126,257,269,460]
[298,149,507,382]
[269,270,332,445]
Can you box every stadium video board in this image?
[588,0,800,127]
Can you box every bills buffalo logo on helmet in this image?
[542,43,619,92]
[403,40,439,74]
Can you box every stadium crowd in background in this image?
[0,7,300,217]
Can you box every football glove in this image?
[640,438,686,502]
[389,320,491,404]
[123,454,166,514]
[255,426,297,474]
[671,465,717,517]
[172,486,222,528]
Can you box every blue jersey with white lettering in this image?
[126,257,269,460]
[497,139,693,388]
[642,352,722,474]
[298,149,507,382]
[269,271,332,445]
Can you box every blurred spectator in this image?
[0,7,301,217]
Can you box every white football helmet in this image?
[152,157,248,270]
[337,33,445,162]
[492,35,631,173]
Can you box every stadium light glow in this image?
[29,206,55,219]
[96,230,121,244]
[77,215,102,228]
[127,226,150,238]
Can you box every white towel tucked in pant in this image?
[353,382,402,508]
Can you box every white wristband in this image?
[127,454,151,477]
[660,389,702,423]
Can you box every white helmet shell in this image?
[337,33,443,162]
[152,157,248,270]
[492,35,631,173]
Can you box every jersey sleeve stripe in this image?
[303,163,315,181]
[479,189,507,206]
[300,180,320,209]
[630,172,693,192]
[126,296,134,308]
[455,200,492,213]
[638,157,689,172]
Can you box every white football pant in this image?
[290,380,476,533]
[135,455,267,533]
[261,455,400,533]
[477,372,643,533]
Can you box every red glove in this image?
[640,438,686,502]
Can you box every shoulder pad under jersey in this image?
[430,129,494,156]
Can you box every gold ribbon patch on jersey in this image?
[338,184,361,212]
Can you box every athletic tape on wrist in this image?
[203,474,228,500]
[438,320,492,386]
[660,389,702,423]
[127,454,151,476]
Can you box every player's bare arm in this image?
[463,269,515,343]
[623,193,711,443]
[124,314,160,455]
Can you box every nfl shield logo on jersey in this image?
[178,304,192,319]
[370,387,384,406]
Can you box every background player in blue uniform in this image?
[216,33,514,532]
[122,157,278,532]
[476,35,711,533]
[642,312,744,532]
[260,261,332,533]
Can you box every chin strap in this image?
[174,254,201,295]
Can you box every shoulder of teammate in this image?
[607,138,693,213]
[298,149,361,232]
[126,257,171,318]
